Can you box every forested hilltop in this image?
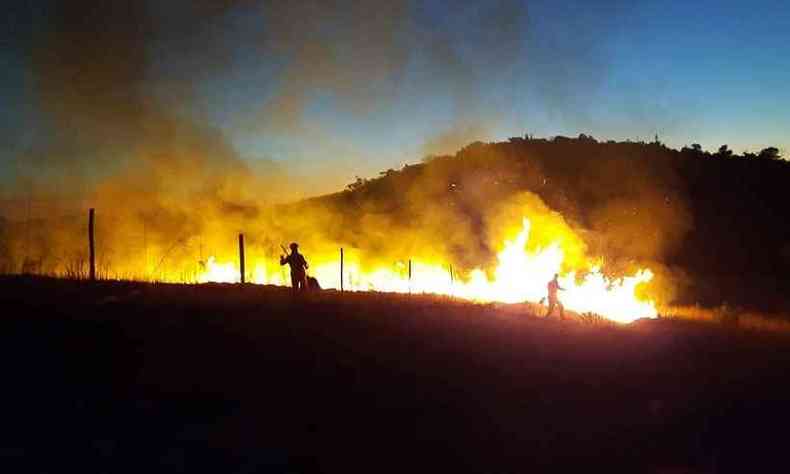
[306,135,789,312]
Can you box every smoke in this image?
[0,1,693,308]
[4,0,526,264]
[9,0,539,192]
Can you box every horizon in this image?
[2,0,790,200]
[0,132,782,221]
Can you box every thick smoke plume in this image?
[9,0,534,194]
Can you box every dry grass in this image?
[660,304,790,334]
[5,267,790,334]
[2,275,790,472]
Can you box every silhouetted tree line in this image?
[321,134,790,312]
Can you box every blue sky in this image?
[2,0,789,196]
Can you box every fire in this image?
[195,217,658,323]
[198,256,238,283]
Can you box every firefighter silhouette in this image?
[545,273,565,320]
[280,242,309,293]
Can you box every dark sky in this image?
[2,0,789,198]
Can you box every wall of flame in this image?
[198,217,657,324]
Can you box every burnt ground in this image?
[1,276,789,473]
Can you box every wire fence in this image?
[0,208,458,296]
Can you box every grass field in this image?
[2,276,789,473]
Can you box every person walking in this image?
[545,273,565,320]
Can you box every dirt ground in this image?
[1,276,789,473]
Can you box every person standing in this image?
[280,242,309,293]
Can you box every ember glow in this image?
[195,217,657,323]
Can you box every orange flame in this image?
[198,217,657,323]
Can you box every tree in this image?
[682,143,704,157]
[379,169,397,178]
[758,147,781,160]
[346,176,367,192]
[716,145,733,159]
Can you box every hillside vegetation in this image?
[300,136,790,312]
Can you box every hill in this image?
[293,136,790,313]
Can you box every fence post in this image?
[408,259,412,294]
[142,220,148,280]
[238,233,245,284]
[340,247,344,292]
[89,208,96,281]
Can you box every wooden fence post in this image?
[142,220,148,280]
[408,259,412,294]
[89,208,96,281]
[340,247,344,292]
[238,233,245,284]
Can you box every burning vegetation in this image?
[2,133,676,324]
[6,132,790,325]
[197,211,657,324]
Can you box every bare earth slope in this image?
[2,276,789,473]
